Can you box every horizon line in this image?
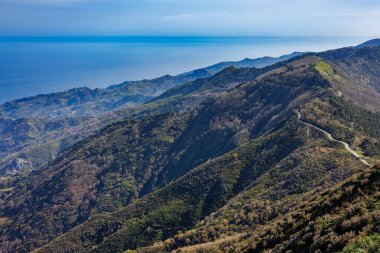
[0,35,372,44]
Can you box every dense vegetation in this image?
[36,117,369,253]
[35,120,305,253]
[1,43,380,253]
[0,56,331,252]
[0,53,297,176]
[147,164,380,253]
[240,164,380,253]
[132,128,367,253]
[301,91,380,161]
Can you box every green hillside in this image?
[136,164,380,253]
[1,43,380,253]
[0,53,298,176]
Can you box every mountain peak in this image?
[356,39,380,48]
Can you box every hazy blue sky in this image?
[1,0,380,36]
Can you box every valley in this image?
[0,52,302,176]
[0,40,380,253]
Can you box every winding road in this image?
[295,110,372,167]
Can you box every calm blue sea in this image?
[0,36,367,104]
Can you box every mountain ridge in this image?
[356,38,380,48]
[2,54,378,252]
[0,52,305,176]
[0,52,303,120]
[1,40,380,253]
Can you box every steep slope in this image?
[140,164,380,253]
[2,44,380,253]
[39,86,380,252]
[299,47,380,161]
[32,51,380,253]
[130,66,268,120]
[36,118,367,253]
[318,45,380,108]
[0,63,268,176]
[131,81,380,253]
[148,57,330,187]
[150,52,304,105]
[238,164,380,253]
[151,67,264,101]
[35,119,307,253]
[0,56,329,252]
[0,53,301,176]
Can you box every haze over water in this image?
[0,36,366,104]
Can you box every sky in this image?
[0,0,380,37]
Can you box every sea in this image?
[0,36,367,104]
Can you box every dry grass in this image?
[175,233,245,253]
[0,187,13,193]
